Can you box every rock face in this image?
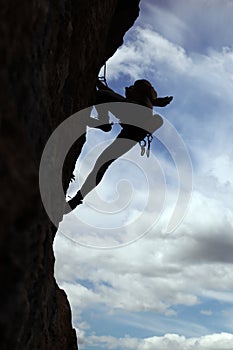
[0,1,140,349]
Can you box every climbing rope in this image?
[98,62,108,86]
[139,134,153,158]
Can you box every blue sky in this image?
[54,1,233,348]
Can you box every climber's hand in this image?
[164,96,173,105]
[154,96,173,107]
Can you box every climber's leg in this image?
[68,126,146,210]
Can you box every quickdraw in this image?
[139,134,153,158]
[98,62,108,86]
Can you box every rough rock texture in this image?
[0,0,140,349]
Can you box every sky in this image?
[54,1,233,349]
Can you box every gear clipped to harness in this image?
[139,133,153,158]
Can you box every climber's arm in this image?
[96,79,115,92]
[152,96,173,107]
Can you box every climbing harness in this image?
[98,62,108,86]
[139,133,153,158]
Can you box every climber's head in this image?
[125,79,157,101]
[134,79,152,88]
[134,79,157,99]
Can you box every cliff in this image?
[0,1,140,349]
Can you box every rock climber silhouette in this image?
[68,79,173,209]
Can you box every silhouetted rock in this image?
[0,1,140,349]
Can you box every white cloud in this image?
[107,26,192,82]
[55,191,233,314]
[82,332,233,350]
[60,281,101,312]
[108,25,233,115]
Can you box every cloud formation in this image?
[83,332,233,350]
[140,0,233,53]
